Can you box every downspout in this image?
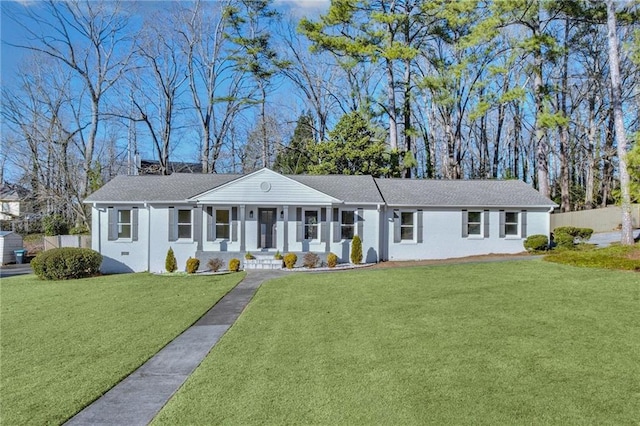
[146,202,151,272]
[548,206,555,242]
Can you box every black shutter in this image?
[333,208,340,242]
[521,210,527,238]
[357,208,364,238]
[461,210,468,238]
[417,210,423,243]
[108,207,116,241]
[483,210,490,238]
[231,207,238,242]
[320,208,327,242]
[168,207,176,241]
[499,210,505,238]
[132,207,139,241]
[296,208,303,241]
[393,209,401,243]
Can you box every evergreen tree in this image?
[308,111,401,177]
[272,112,316,174]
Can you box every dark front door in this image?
[258,208,277,249]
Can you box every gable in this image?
[192,168,341,205]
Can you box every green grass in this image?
[545,243,640,271]
[0,271,244,425]
[154,261,639,425]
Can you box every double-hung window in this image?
[304,210,319,240]
[117,209,132,239]
[505,212,519,236]
[341,210,355,239]
[467,211,482,236]
[401,212,414,241]
[215,209,230,239]
[177,209,192,239]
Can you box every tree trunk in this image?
[605,0,633,245]
[385,60,398,151]
[533,5,549,197]
[584,95,597,209]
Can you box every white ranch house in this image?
[84,168,556,273]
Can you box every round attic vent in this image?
[260,181,271,192]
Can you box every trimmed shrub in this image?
[186,257,200,274]
[207,258,224,272]
[327,252,338,268]
[228,258,240,272]
[523,234,548,252]
[69,225,90,235]
[303,252,320,268]
[42,214,69,236]
[165,247,177,273]
[554,226,594,249]
[283,253,297,269]
[245,251,255,260]
[350,235,363,264]
[31,248,102,280]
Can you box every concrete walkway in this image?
[66,270,284,426]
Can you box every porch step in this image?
[243,255,283,270]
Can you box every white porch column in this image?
[282,205,289,252]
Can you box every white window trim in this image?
[504,211,520,238]
[467,211,483,238]
[116,208,132,241]
[303,208,321,241]
[215,208,231,241]
[400,210,416,243]
[340,209,356,240]
[177,209,193,240]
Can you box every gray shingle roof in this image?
[84,174,239,202]
[289,175,384,204]
[84,171,554,208]
[374,178,556,207]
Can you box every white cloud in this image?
[275,0,330,18]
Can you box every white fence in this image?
[550,205,640,233]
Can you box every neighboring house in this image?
[84,168,556,273]
[0,184,25,221]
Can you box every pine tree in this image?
[350,235,363,264]
[165,247,177,273]
[272,112,316,174]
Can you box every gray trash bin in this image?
[14,249,27,264]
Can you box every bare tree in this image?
[605,0,633,244]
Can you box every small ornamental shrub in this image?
[42,214,69,236]
[245,252,255,260]
[207,258,224,272]
[303,252,320,268]
[165,247,177,273]
[523,234,548,252]
[69,225,90,235]
[186,257,200,274]
[274,250,283,260]
[350,235,363,264]
[31,247,102,280]
[554,232,575,249]
[327,252,338,268]
[283,253,297,269]
[228,258,241,272]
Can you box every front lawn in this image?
[154,261,638,425]
[0,272,244,425]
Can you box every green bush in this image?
[350,235,363,264]
[284,253,297,269]
[165,247,177,273]
[523,234,548,252]
[69,225,90,235]
[245,252,255,260]
[274,251,283,260]
[31,248,102,280]
[228,258,240,272]
[207,258,224,272]
[327,252,338,268]
[42,214,69,236]
[303,252,319,268]
[186,257,200,274]
[553,226,594,249]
